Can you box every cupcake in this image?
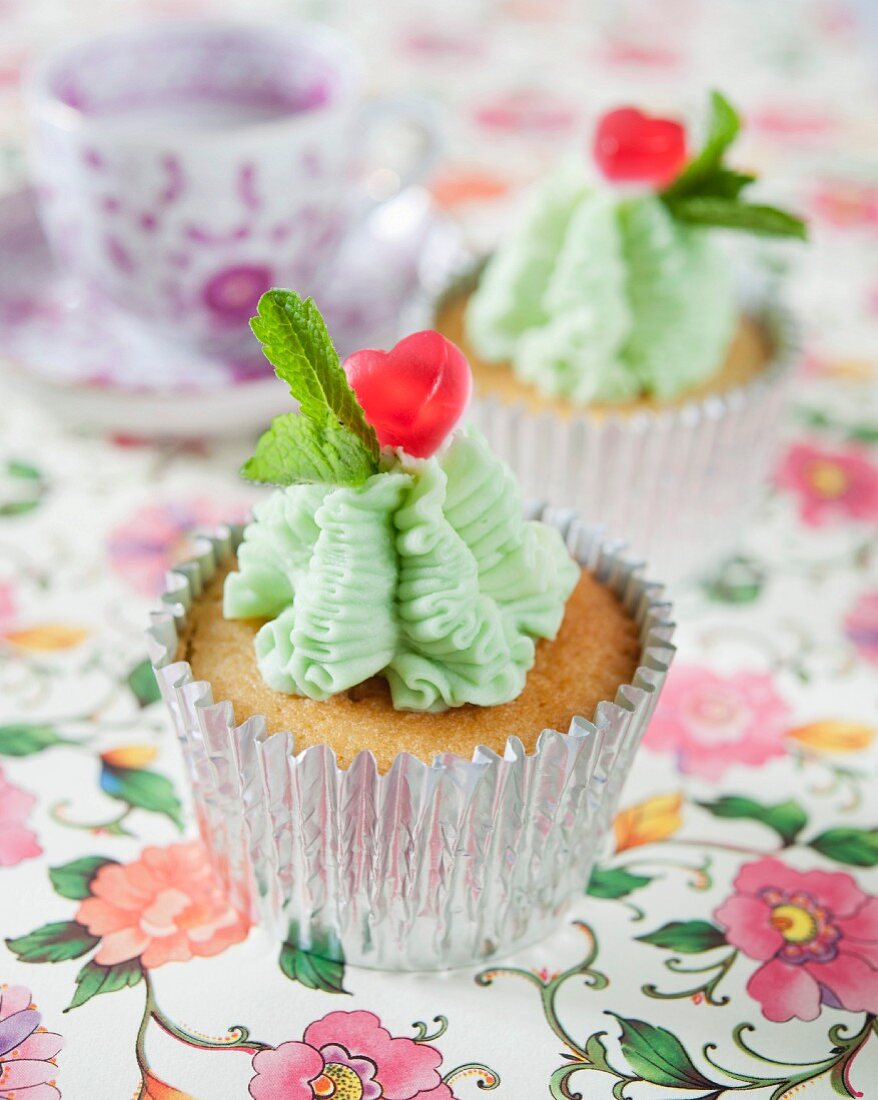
[434,92,805,582]
[149,290,674,969]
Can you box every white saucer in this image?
[0,188,462,437]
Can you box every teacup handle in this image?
[356,95,442,194]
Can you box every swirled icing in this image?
[223,428,578,710]
[465,166,735,403]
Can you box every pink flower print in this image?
[0,984,62,1099]
[473,89,577,135]
[107,497,249,596]
[644,665,790,781]
[751,106,837,141]
[249,1011,452,1100]
[600,42,682,68]
[0,769,41,867]
[75,841,250,969]
[776,442,878,527]
[401,27,484,59]
[845,591,878,665]
[0,581,16,626]
[811,179,878,229]
[202,263,273,325]
[715,858,878,1022]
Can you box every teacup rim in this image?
[26,17,362,143]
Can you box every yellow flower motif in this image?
[787,720,875,754]
[614,792,683,852]
[100,744,158,769]
[2,624,90,652]
[823,358,875,381]
[806,460,849,499]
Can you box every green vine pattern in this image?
[476,925,876,1099]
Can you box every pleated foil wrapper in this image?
[425,269,799,584]
[147,508,675,971]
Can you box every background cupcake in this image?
[434,92,806,583]
[150,290,674,970]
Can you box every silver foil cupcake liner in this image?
[424,267,799,585]
[147,507,674,970]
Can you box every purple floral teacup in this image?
[27,21,439,351]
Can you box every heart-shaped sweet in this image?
[593,106,687,187]
[343,330,472,459]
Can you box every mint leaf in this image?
[663,90,740,200]
[243,412,377,488]
[250,290,379,462]
[692,167,756,199]
[659,90,807,239]
[666,195,807,238]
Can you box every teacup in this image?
[27,20,439,351]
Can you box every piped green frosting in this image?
[224,427,578,711]
[465,166,736,404]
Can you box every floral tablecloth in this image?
[1,1,877,1098]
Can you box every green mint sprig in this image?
[660,91,807,240]
[242,290,380,487]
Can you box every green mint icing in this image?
[224,427,578,711]
[465,165,736,403]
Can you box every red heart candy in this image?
[593,106,687,188]
[343,330,472,459]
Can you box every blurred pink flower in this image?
[0,984,62,1099]
[107,498,249,596]
[811,179,878,229]
[715,858,878,1022]
[644,665,790,780]
[0,581,16,626]
[0,769,41,867]
[473,89,576,134]
[776,442,878,527]
[845,591,878,665]
[751,106,836,140]
[599,42,681,67]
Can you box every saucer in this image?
[0,188,463,438]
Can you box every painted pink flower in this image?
[107,497,249,595]
[0,984,62,1099]
[715,858,878,1022]
[75,841,250,969]
[202,263,273,324]
[776,442,878,527]
[811,180,878,229]
[473,90,577,135]
[0,581,15,626]
[845,591,878,665]
[751,107,837,140]
[0,769,41,867]
[249,1011,452,1100]
[600,42,681,68]
[644,665,790,780]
